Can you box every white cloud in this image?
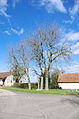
[0,0,9,17]
[73,49,79,54]
[12,0,21,7]
[4,27,24,35]
[64,64,79,73]
[66,32,79,41]
[20,28,24,34]
[11,28,24,35]
[72,42,79,49]
[58,61,79,73]
[0,0,21,17]
[71,41,79,55]
[72,42,79,55]
[64,31,79,55]
[52,61,79,73]
[70,0,79,19]
[4,30,10,35]
[40,0,67,13]
[64,20,73,24]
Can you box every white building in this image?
[0,72,25,87]
[58,73,79,89]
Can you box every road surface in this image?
[0,89,79,119]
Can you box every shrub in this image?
[49,72,59,89]
[13,83,21,88]
[13,83,38,89]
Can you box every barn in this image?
[58,73,79,89]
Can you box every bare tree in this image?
[28,25,72,90]
[8,48,23,83]
[8,44,31,90]
[17,44,31,90]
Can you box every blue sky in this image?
[0,0,79,73]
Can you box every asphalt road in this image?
[0,89,79,119]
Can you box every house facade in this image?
[58,73,79,89]
[0,72,25,87]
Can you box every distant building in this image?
[58,73,79,89]
[0,72,25,87]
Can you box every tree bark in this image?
[28,76,31,90]
[28,82,31,90]
[38,77,40,90]
[26,68,31,90]
[27,74,31,90]
[45,69,49,90]
[41,76,43,90]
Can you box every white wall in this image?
[58,83,79,89]
[0,80,3,86]
[4,75,26,86]
[4,75,15,86]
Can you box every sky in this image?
[0,0,79,73]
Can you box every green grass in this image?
[1,87,79,95]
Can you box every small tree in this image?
[12,64,25,83]
[17,44,31,90]
[50,69,64,89]
[8,45,31,90]
[8,48,23,83]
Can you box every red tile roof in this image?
[58,73,79,83]
[0,72,12,79]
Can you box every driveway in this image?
[0,89,79,119]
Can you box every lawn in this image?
[1,87,79,95]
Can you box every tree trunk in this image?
[28,76,31,90]
[45,70,49,90]
[41,76,43,90]
[26,69,31,90]
[27,74,31,90]
[38,77,40,90]
[28,80,31,90]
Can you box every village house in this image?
[58,73,79,89]
[0,72,25,87]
